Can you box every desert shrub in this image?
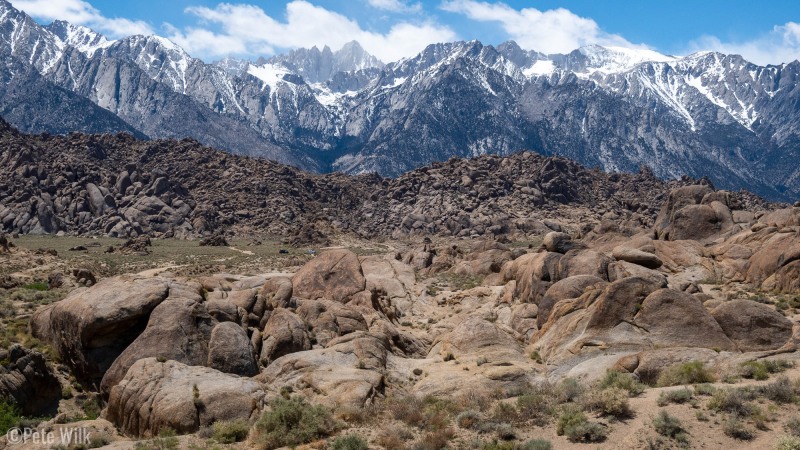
[520,439,552,450]
[481,440,515,450]
[652,411,687,442]
[495,423,516,441]
[81,397,101,420]
[456,410,483,430]
[22,282,48,291]
[723,416,755,440]
[414,427,455,450]
[135,428,180,450]
[388,396,457,432]
[657,361,715,387]
[740,361,770,380]
[336,404,380,425]
[457,389,494,412]
[765,360,794,372]
[88,433,111,449]
[329,434,369,450]
[786,417,800,437]
[708,389,754,417]
[491,401,518,423]
[516,393,554,425]
[0,298,15,318]
[598,370,646,396]
[387,395,425,427]
[254,396,337,449]
[776,435,800,450]
[556,378,584,403]
[657,388,693,406]
[375,425,413,450]
[556,405,607,443]
[757,376,796,404]
[581,387,631,418]
[211,419,249,444]
[693,383,716,396]
[0,401,21,433]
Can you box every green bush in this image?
[254,396,337,449]
[329,434,369,450]
[652,411,687,442]
[776,435,800,450]
[520,439,552,450]
[656,361,715,387]
[0,401,21,434]
[22,282,48,291]
[81,397,101,420]
[657,388,693,406]
[211,419,249,444]
[556,406,607,443]
[723,416,754,440]
[598,370,646,396]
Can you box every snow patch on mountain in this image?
[247,63,293,95]
[579,45,676,74]
[524,60,555,77]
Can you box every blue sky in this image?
[9,0,800,64]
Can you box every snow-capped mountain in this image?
[0,0,798,201]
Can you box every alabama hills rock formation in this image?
[8,182,796,443]
[0,119,776,240]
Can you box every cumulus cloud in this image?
[686,22,800,65]
[440,0,638,54]
[367,0,422,13]
[166,1,455,62]
[10,0,153,37]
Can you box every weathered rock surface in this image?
[292,249,366,302]
[259,308,311,365]
[100,281,215,395]
[30,276,170,384]
[0,345,61,416]
[612,246,663,269]
[207,322,258,376]
[105,358,264,437]
[711,300,794,351]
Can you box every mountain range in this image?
[0,0,798,201]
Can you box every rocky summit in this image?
[1,109,799,448]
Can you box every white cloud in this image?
[686,22,800,65]
[367,0,422,13]
[440,0,638,54]
[167,1,456,62]
[10,0,153,37]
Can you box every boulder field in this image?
[17,185,800,439]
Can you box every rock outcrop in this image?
[105,358,264,437]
